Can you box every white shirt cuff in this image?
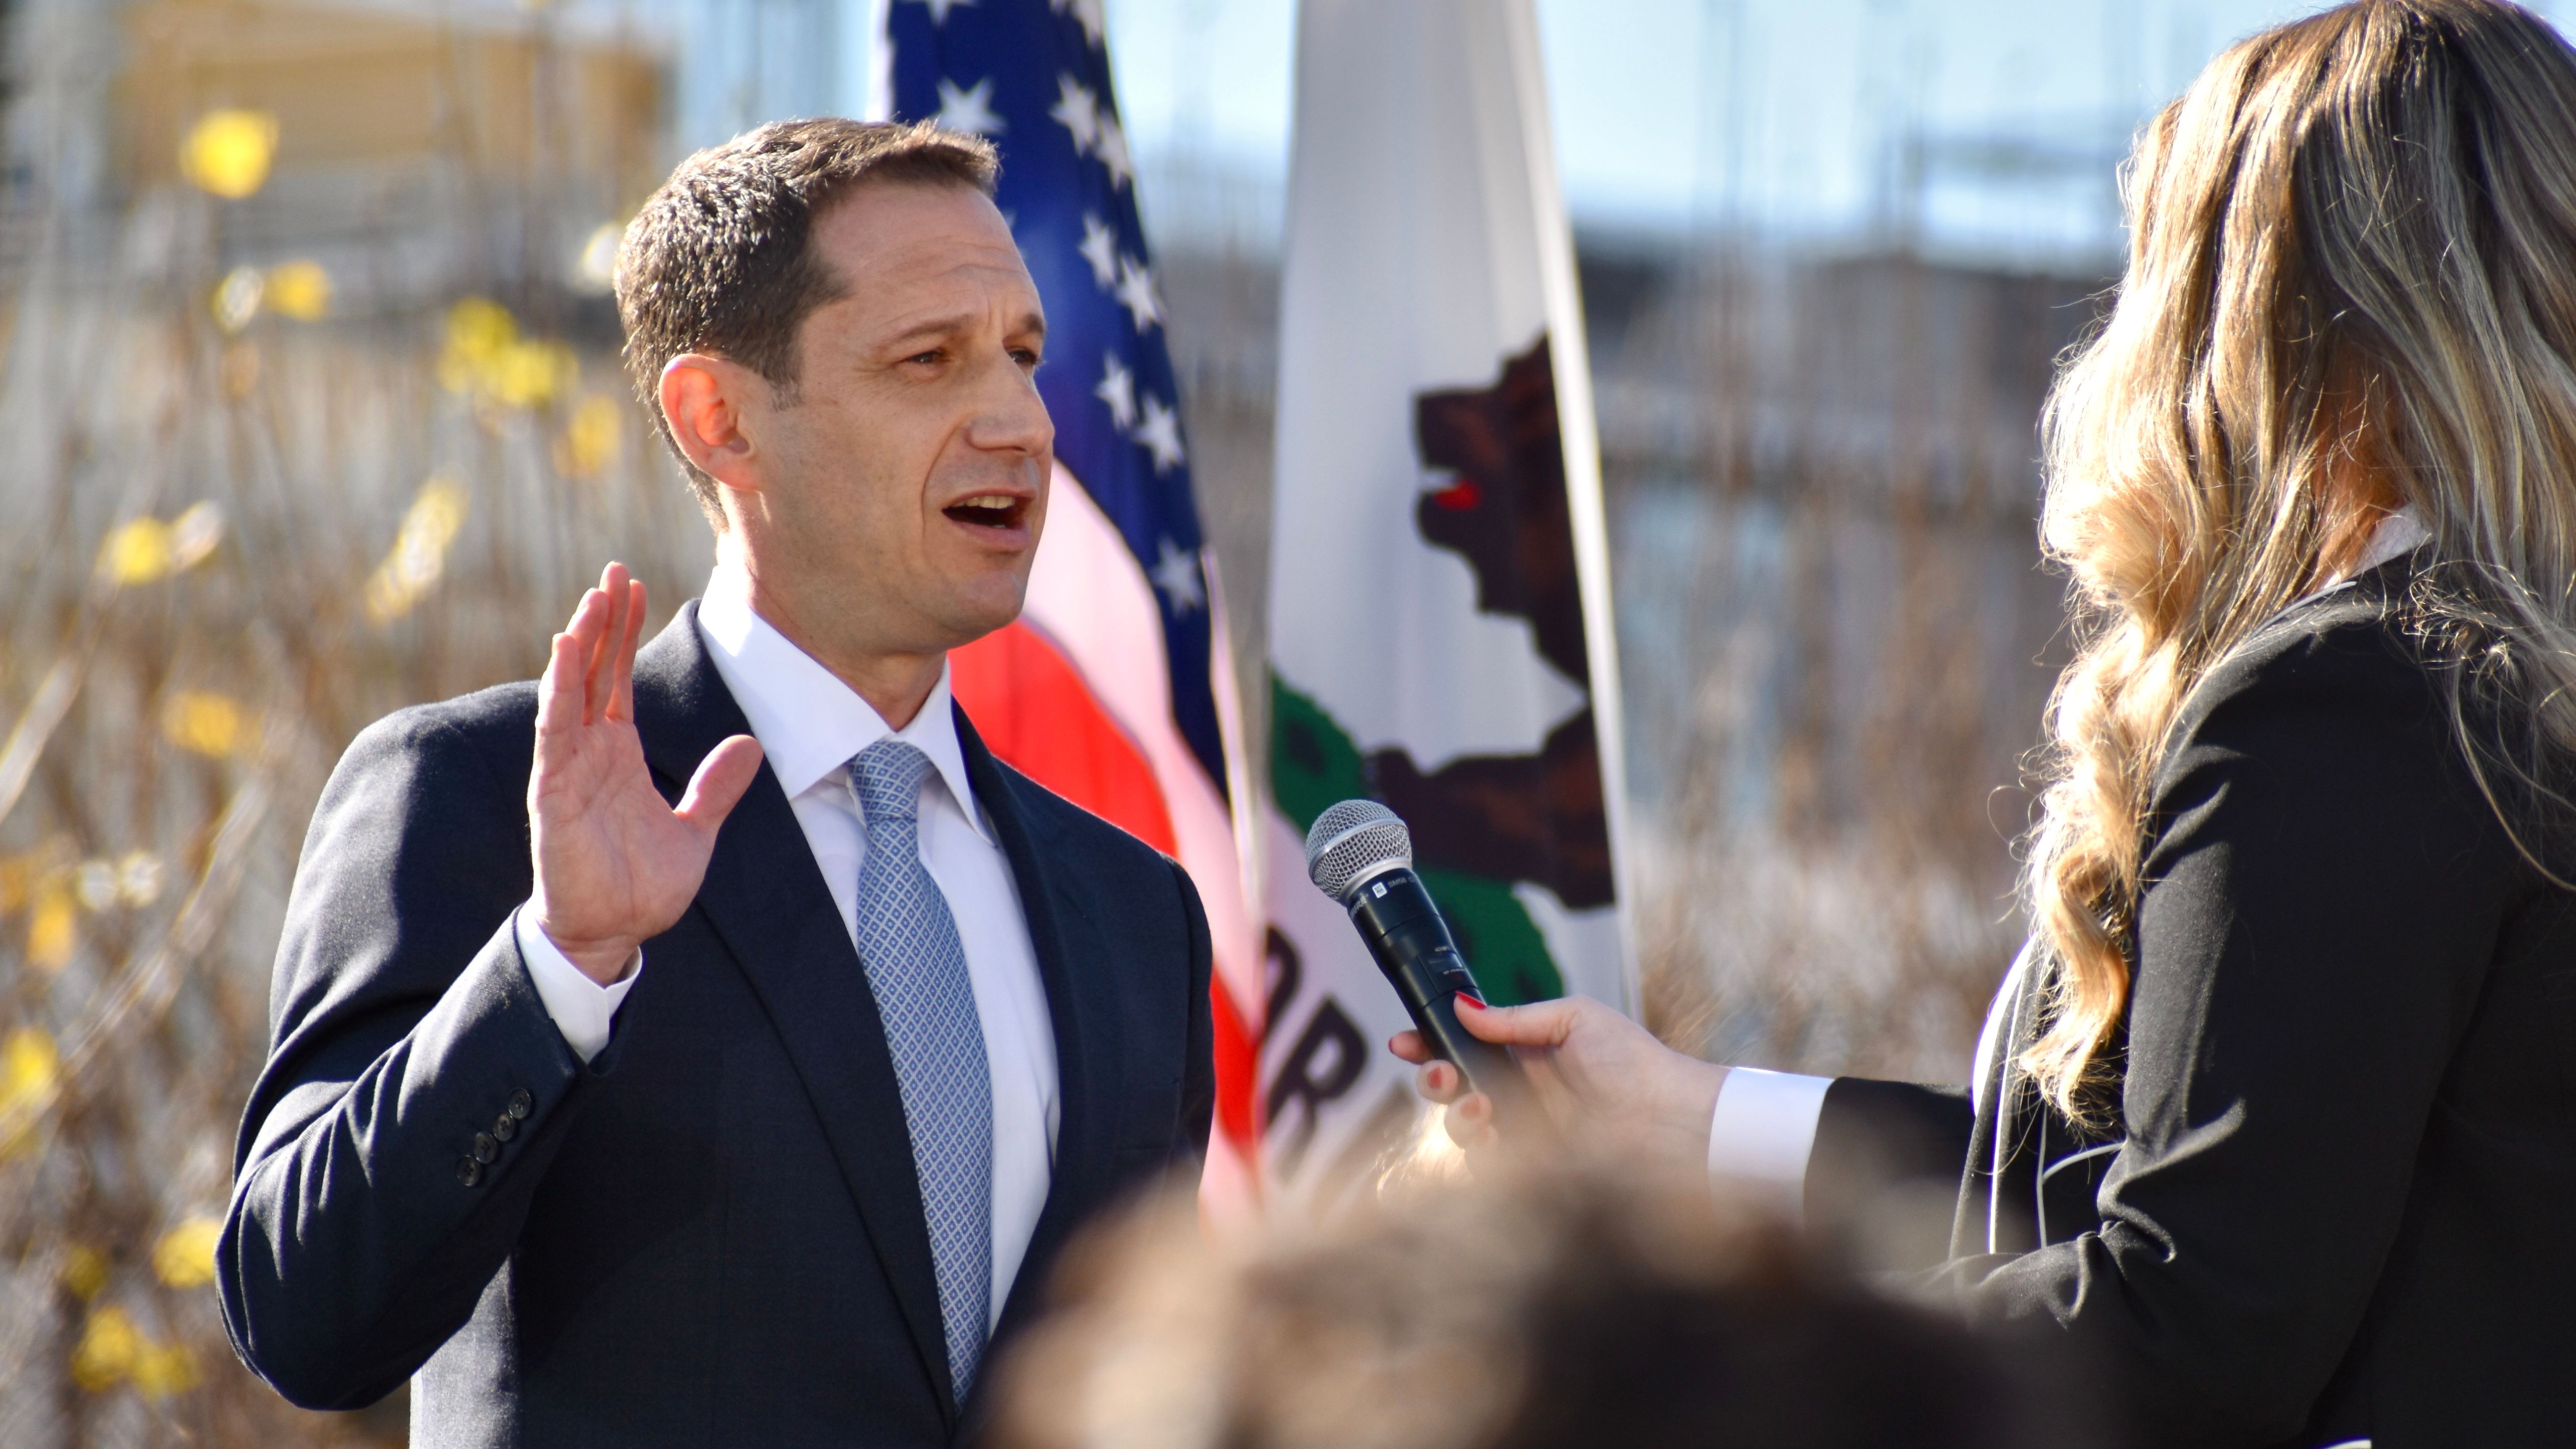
[514,904,639,1065]
[1707,1067,1834,1217]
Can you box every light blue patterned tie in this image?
[848,739,992,1404]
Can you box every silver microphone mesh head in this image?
[1304,799,1413,902]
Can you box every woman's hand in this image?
[1391,995,1727,1173]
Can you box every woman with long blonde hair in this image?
[1394,2,2576,1441]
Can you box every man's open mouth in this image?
[943,493,1029,530]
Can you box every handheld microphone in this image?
[1304,800,1521,1110]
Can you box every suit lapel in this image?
[952,705,1118,1344]
[630,604,957,1424]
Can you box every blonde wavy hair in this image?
[2025,0,2576,1120]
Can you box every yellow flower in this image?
[555,394,625,478]
[438,297,576,408]
[70,1307,140,1391]
[98,517,173,584]
[264,259,331,321]
[179,110,278,200]
[151,1218,222,1289]
[1,1027,59,1155]
[162,690,255,758]
[27,885,75,972]
[439,297,518,387]
[60,1244,108,1302]
[130,1340,200,1398]
[364,475,470,625]
[489,340,577,408]
[97,503,223,585]
[2,1029,58,1100]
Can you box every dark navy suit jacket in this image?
[217,603,1215,1447]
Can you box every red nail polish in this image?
[1454,992,1484,1010]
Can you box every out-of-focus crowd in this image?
[986,1145,2094,1449]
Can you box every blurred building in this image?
[3,1,652,318]
[0,0,882,316]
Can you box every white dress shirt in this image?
[1707,507,2433,1212]
[518,581,1061,1331]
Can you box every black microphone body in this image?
[1343,867,1521,1106]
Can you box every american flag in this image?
[883,0,1264,1206]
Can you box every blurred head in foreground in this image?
[985,1160,2080,1449]
[2026,0,2576,1121]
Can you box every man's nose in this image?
[968,353,1054,460]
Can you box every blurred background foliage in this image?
[0,0,2493,1443]
[2,4,701,1440]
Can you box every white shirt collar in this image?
[694,579,987,839]
[2283,505,2432,614]
[2350,503,2432,579]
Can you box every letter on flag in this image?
[883,0,1267,1211]
[1261,0,1635,1208]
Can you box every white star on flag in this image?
[1095,354,1138,429]
[936,76,1005,135]
[1073,0,1108,47]
[1049,75,1101,154]
[1149,536,1205,613]
[1136,394,1186,473]
[1094,114,1134,190]
[908,0,975,23]
[1077,213,1120,288]
[1114,255,1162,332]
[1049,0,1107,49]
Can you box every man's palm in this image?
[530,565,762,984]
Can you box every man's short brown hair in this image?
[615,118,999,519]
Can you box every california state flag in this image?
[1261,0,1636,1207]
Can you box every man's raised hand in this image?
[529,563,763,984]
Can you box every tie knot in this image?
[850,739,935,826]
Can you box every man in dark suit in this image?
[216,118,1214,1447]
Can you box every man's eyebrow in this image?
[876,313,977,350]
[872,309,1048,352]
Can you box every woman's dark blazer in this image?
[1808,557,2576,1448]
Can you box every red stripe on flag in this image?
[1210,962,1260,1147]
[950,617,1262,1170]
[950,621,1177,856]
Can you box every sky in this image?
[595,0,2573,270]
[1093,0,2568,265]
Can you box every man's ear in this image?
[659,354,763,492]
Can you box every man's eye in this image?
[908,350,944,366]
[1012,349,1042,369]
